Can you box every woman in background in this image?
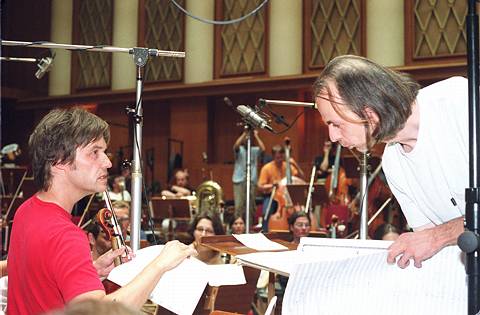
[288,211,311,245]
[229,214,246,235]
[188,213,225,264]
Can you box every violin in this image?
[96,191,128,267]
[95,191,129,294]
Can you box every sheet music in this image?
[283,238,466,315]
[233,233,288,251]
[236,250,300,276]
[207,264,246,287]
[299,237,389,259]
[107,245,209,315]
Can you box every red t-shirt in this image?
[7,195,104,315]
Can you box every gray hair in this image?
[313,55,420,142]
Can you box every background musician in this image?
[229,214,247,235]
[232,129,265,222]
[315,141,335,180]
[161,168,193,198]
[188,212,225,265]
[86,222,113,262]
[315,55,467,268]
[288,211,312,245]
[7,108,196,314]
[108,175,131,202]
[273,211,312,313]
[257,145,304,231]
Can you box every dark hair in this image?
[313,55,420,142]
[373,223,400,240]
[85,221,101,239]
[288,211,311,227]
[29,107,110,191]
[108,174,125,189]
[188,212,225,237]
[229,214,246,228]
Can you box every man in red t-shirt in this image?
[7,108,196,315]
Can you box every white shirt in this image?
[107,190,131,202]
[382,77,468,229]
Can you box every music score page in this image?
[282,238,466,315]
[108,245,246,315]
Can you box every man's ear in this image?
[363,107,379,129]
[52,162,69,172]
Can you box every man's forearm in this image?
[432,216,464,248]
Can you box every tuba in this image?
[195,180,224,216]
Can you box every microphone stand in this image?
[458,1,480,314]
[0,40,185,252]
[244,124,253,233]
[358,152,369,240]
[128,49,147,252]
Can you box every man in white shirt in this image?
[314,55,466,269]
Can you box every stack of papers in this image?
[234,238,467,315]
[107,245,246,315]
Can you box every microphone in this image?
[35,56,54,79]
[236,105,273,132]
[259,98,316,109]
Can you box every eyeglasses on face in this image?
[195,227,215,234]
[294,222,311,228]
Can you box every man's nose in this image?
[328,125,340,143]
[104,154,113,168]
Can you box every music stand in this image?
[1,166,27,196]
[150,197,191,220]
[150,197,191,240]
[286,184,328,208]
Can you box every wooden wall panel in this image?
[95,103,130,171]
[143,102,170,192]
[0,0,51,98]
[169,97,209,186]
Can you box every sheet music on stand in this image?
[282,238,467,315]
[107,245,247,315]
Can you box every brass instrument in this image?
[195,180,224,216]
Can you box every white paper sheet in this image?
[107,245,209,315]
[233,233,288,251]
[282,238,467,315]
[236,250,300,276]
[207,264,246,287]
